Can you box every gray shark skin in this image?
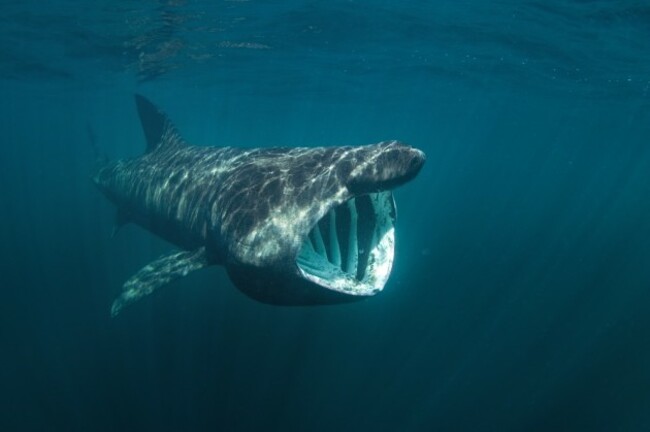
[94,95,425,316]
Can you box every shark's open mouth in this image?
[296,191,396,296]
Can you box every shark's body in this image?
[95,95,425,316]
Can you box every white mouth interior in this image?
[296,191,396,296]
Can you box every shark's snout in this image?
[347,141,425,194]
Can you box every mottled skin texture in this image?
[95,95,425,315]
[97,139,417,266]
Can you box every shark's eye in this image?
[296,191,396,295]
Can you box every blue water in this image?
[1,1,650,431]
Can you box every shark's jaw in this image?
[296,191,396,297]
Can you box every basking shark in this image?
[94,95,425,316]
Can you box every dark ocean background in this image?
[2,1,650,431]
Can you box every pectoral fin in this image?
[111,248,210,317]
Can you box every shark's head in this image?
[224,140,425,305]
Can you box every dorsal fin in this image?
[134,94,184,153]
